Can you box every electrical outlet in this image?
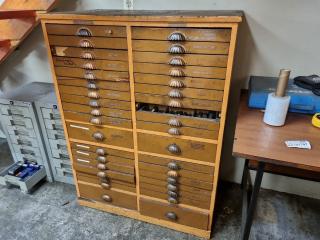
[124,0,134,10]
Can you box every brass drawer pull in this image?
[87,82,98,90]
[106,29,113,35]
[168,162,179,170]
[167,144,181,154]
[169,69,185,77]
[88,91,99,99]
[81,52,95,60]
[79,39,94,48]
[168,32,186,41]
[91,109,102,116]
[89,100,100,108]
[83,62,96,70]
[97,171,107,178]
[168,57,185,66]
[167,190,178,198]
[169,79,184,88]
[168,197,178,204]
[169,44,186,54]
[97,163,107,170]
[168,128,180,136]
[167,170,179,178]
[165,212,177,221]
[167,177,177,185]
[92,132,104,141]
[168,100,182,108]
[84,71,96,80]
[90,117,102,125]
[77,27,92,37]
[168,89,183,98]
[96,148,106,156]
[168,118,182,127]
[102,194,112,202]
[101,182,110,189]
[96,155,107,163]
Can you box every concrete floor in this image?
[0,181,319,240]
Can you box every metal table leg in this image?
[240,159,265,240]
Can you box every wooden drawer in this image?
[77,172,136,193]
[132,40,229,55]
[46,24,126,38]
[134,73,225,90]
[78,182,137,210]
[70,141,134,159]
[132,27,231,42]
[74,163,135,184]
[59,85,130,101]
[64,111,132,128]
[55,67,129,81]
[135,93,222,111]
[133,51,228,67]
[52,46,128,61]
[137,132,217,162]
[140,198,209,230]
[135,83,224,101]
[66,122,133,149]
[136,109,220,131]
[53,57,128,72]
[62,102,132,120]
[134,63,226,80]
[48,35,128,49]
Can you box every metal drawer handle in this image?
[168,118,182,127]
[97,163,107,170]
[89,100,100,108]
[168,197,178,204]
[88,91,99,99]
[77,27,92,37]
[97,171,107,178]
[167,177,177,185]
[79,39,94,48]
[167,170,179,178]
[168,89,183,98]
[168,32,186,41]
[96,155,107,163]
[167,184,178,192]
[83,62,96,70]
[87,82,98,90]
[90,117,102,125]
[169,79,184,88]
[168,57,185,66]
[168,162,179,170]
[96,148,106,156]
[84,71,96,80]
[101,182,110,189]
[165,212,177,221]
[91,109,102,116]
[169,69,185,77]
[168,128,181,136]
[168,100,182,108]
[81,52,95,60]
[92,132,104,141]
[167,144,181,155]
[102,194,112,202]
[169,44,186,54]
[167,190,178,198]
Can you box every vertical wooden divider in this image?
[126,25,141,211]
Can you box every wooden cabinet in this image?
[41,10,242,239]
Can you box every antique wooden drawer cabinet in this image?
[40,10,242,238]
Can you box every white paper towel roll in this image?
[263,93,291,126]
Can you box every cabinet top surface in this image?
[40,9,243,23]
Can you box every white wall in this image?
[0,0,319,199]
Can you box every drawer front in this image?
[55,67,129,82]
[133,40,229,55]
[135,73,225,91]
[51,158,72,170]
[48,35,128,50]
[2,116,34,129]
[44,118,63,130]
[53,57,129,72]
[8,134,39,148]
[41,108,61,120]
[78,182,137,210]
[136,110,220,131]
[132,27,231,42]
[59,85,131,101]
[46,24,126,38]
[135,93,222,111]
[140,198,209,230]
[77,172,136,193]
[51,46,128,61]
[138,132,216,162]
[134,63,226,80]
[62,102,132,120]
[46,129,65,140]
[12,144,41,157]
[7,125,36,137]
[0,105,31,117]
[66,122,133,149]
[133,51,228,67]
[135,83,224,101]
[57,78,129,90]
